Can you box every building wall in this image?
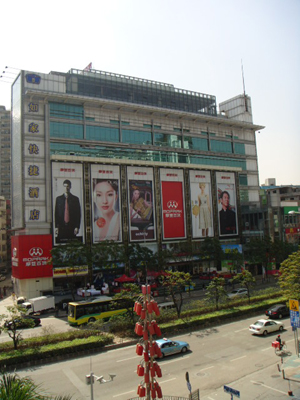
[10,68,264,298]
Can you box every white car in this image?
[227,288,248,298]
[249,319,284,336]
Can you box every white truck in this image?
[20,295,55,315]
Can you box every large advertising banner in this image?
[189,170,214,238]
[11,234,53,279]
[91,165,122,243]
[216,172,238,236]
[160,168,186,240]
[52,162,84,245]
[127,166,156,242]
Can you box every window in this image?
[239,175,248,186]
[210,140,232,153]
[122,129,152,145]
[155,133,181,148]
[234,143,245,155]
[49,103,84,120]
[86,126,119,142]
[183,136,208,151]
[50,122,84,139]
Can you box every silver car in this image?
[249,319,284,336]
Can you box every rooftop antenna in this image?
[241,59,248,112]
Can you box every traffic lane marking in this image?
[230,355,247,362]
[234,327,249,333]
[113,378,176,398]
[251,380,289,396]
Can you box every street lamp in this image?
[288,211,300,215]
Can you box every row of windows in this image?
[49,122,246,155]
[50,142,247,170]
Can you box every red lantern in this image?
[151,389,156,399]
[135,302,142,315]
[150,366,156,377]
[139,386,146,397]
[154,325,162,337]
[135,323,143,336]
[156,385,163,398]
[143,330,149,341]
[147,302,153,314]
[149,345,155,357]
[142,285,147,294]
[137,364,144,376]
[136,343,143,355]
[141,309,146,320]
[144,370,150,383]
[148,323,155,335]
[144,351,149,362]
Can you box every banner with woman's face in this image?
[127,166,156,242]
[91,164,122,243]
[189,170,214,238]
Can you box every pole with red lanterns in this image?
[134,284,163,399]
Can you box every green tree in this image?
[205,277,227,310]
[111,283,140,322]
[160,271,194,318]
[0,305,35,350]
[51,242,90,300]
[223,248,244,273]
[232,270,255,304]
[0,371,72,399]
[279,247,300,301]
[200,237,224,270]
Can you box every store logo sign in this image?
[29,247,43,257]
[167,200,178,209]
[26,74,41,84]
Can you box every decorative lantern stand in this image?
[134,284,163,400]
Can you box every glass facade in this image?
[234,142,246,155]
[154,133,181,148]
[66,69,217,115]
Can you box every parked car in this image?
[4,315,41,330]
[265,304,289,319]
[249,319,284,336]
[156,338,190,357]
[227,288,248,298]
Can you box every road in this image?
[14,313,299,400]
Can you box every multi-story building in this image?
[261,179,300,244]
[0,106,11,200]
[10,67,263,298]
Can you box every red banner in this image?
[161,181,185,239]
[11,235,53,279]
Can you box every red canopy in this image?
[114,274,136,283]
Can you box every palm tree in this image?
[0,371,73,400]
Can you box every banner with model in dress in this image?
[189,170,214,238]
[160,168,186,240]
[91,164,122,243]
[52,162,84,245]
[127,166,156,242]
[216,172,238,237]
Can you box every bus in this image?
[67,296,127,326]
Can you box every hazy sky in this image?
[1,0,299,185]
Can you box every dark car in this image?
[265,304,289,319]
[4,315,41,330]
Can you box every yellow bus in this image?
[67,296,127,326]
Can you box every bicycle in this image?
[272,340,288,355]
